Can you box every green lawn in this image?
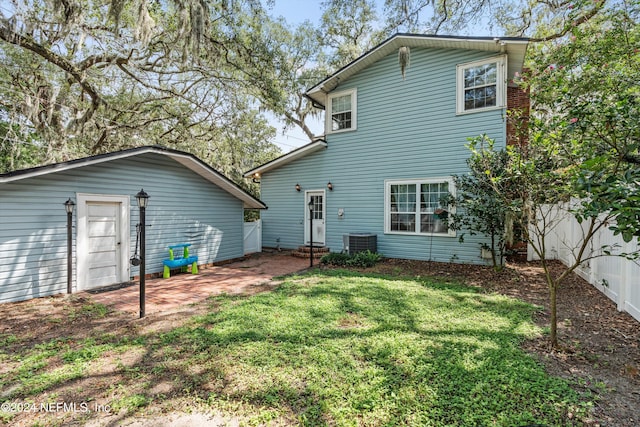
[1,269,594,426]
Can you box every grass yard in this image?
[0,269,594,426]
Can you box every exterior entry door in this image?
[76,194,129,291]
[305,190,325,246]
[86,202,122,288]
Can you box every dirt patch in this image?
[83,411,235,427]
[0,294,134,351]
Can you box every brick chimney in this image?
[505,78,531,255]
[506,84,530,147]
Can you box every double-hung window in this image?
[385,178,454,236]
[326,89,356,133]
[456,56,506,114]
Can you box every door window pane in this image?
[310,195,323,220]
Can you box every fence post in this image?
[589,221,603,285]
[617,240,629,312]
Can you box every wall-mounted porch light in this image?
[327,182,333,191]
[295,183,301,192]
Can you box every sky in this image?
[268,0,325,26]
[262,1,326,153]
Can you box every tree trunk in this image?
[549,281,558,348]
[284,112,316,141]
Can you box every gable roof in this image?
[243,138,327,178]
[0,145,266,209]
[306,33,529,106]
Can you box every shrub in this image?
[320,252,351,266]
[320,250,382,268]
[347,250,382,267]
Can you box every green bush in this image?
[320,252,351,266]
[347,250,382,267]
[320,250,382,268]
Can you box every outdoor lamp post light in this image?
[135,189,149,318]
[308,199,314,267]
[64,198,75,295]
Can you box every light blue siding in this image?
[261,47,508,264]
[0,154,244,303]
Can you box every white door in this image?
[244,220,262,254]
[76,194,129,291]
[305,190,325,246]
[86,202,121,288]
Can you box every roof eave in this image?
[0,146,267,210]
[244,139,328,178]
[306,33,530,106]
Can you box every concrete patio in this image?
[85,251,310,316]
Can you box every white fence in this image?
[528,204,640,322]
[243,220,262,255]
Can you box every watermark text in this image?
[1,401,112,413]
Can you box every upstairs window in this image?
[457,56,506,114]
[327,89,357,133]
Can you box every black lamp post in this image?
[64,198,75,295]
[135,189,149,318]
[308,199,314,267]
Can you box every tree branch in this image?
[283,111,315,141]
[0,19,103,109]
[77,51,136,71]
[529,0,607,42]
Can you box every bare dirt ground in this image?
[1,257,638,426]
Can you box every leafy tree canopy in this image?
[0,0,281,179]
[524,2,640,241]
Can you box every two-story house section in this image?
[245,33,529,264]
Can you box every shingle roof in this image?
[0,145,266,209]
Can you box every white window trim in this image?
[456,55,507,115]
[384,177,456,237]
[326,88,357,134]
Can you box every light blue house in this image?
[0,146,266,303]
[245,34,529,264]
